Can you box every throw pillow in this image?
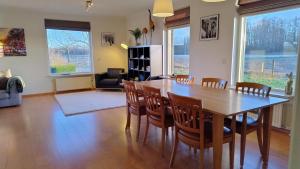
[0,69,12,78]
[0,77,8,90]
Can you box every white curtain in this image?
[289,40,300,169]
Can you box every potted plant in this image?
[129,28,142,46]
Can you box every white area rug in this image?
[55,91,126,116]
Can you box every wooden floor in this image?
[0,95,290,169]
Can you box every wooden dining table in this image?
[137,79,289,169]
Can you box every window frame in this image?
[166,25,191,75]
[45,28,94,77]
[234,6,300,93]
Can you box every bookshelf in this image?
[128,45,162,81]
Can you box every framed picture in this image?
[0,28,27,56]
[101,32,115,46]
[200,14,219,41]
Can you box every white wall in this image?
[126,1,238,83]
[190,0,238,83]
[0,7,127,95]
[126,9,164,46]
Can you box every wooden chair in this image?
[201,78,228,89]
[232,82,271,168]
[143,86,174,157]
[175,75,194,84]
[168,92,236,169]
[123,80,147,141]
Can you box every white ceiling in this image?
[0,0,189,17]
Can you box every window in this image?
[45,19,92,75]
[168,27,190,75]
[238,8,300,91]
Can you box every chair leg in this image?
[125,108,131,130]
[240,113,247,168]
[136,115,141,142]
[161,128,166,157]
[230,141,235,169]
[169,131,178,168]
[240,131,247,168]
[143,117,150,145]
[199,148,204,169]
[166,127,169,136]
[257,126,264,156]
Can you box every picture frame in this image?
[200,14,219,41]
[0,28,27,56]
[101,32,115,46]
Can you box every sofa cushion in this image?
[0,69,12,78]
[107,68,124,78]
[0,90,9,100]
[99,79,119,85]
[0,77,9,90]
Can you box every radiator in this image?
[246,104,282,128]
[54,75,93,92]
[272,104,283,128]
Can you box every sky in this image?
[247,7,300,23]
[46,29,90,48]
[173,27,190,45]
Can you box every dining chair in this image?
[231,82,271,168]
[201,77,228,89]
[123,80,147,141]
[143,86,174,157]
[168,92,236,169]
[175,75,195,84]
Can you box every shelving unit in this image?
[128,45,162,81]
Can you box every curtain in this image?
[44,19,90,31]
[165,7,190,28]
[237,0,300,15]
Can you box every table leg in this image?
[262,106,273,167]
[213,113,225,169]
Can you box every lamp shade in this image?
[153,0,174,17]
[202,0,226,2]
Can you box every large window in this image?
[46,29,92,75]
[168,27,190,75]
[239,8,300,91]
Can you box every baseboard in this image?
[272,126,291,135]
[23,92,54,97]
[55,88,94,94]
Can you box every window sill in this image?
[228,87,295,99]
[49,73,93,78]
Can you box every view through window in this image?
[240,8,300,90]
[170,27,190,75]
[46,29,92,75]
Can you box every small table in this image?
[138,79,288,169]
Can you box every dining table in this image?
[137,79,289,169]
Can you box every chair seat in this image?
[178,122,232,146]
[128,101,147,116]
[225,114,259,134]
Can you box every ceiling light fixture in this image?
[202,0,226,2]
[152,0,174,17]
[86,0,94,12]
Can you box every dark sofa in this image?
[95,68,127,89]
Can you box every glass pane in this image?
[242,8,300,90]
[172,27,190,75]
[46,29,92,75]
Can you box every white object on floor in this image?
[55,90,126,116]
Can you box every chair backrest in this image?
[175,75,195,84]
[236,82,271,97]
[168,92,205,140]
[202,78,228,89]
[143,86,165,126]
[123,80,140,110]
